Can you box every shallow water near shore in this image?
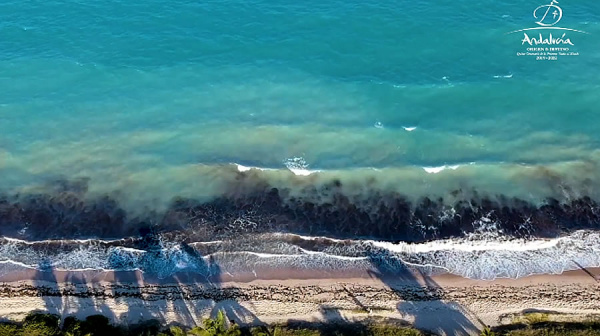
[1,0,600,280]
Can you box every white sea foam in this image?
[224,250,366,261]
[402,126,417,131]
[422,165,460,174]
[284,157,320,176]
[372,237,558,253]
[297,248,368,261]
[381,230,600,279]
[189,240,224,246]
[1,237,126,244]
[0,259,37,269]
[274,233,350,243]
[289,168,319,176]
[236,164,253,172]
[265,231,600,279]
[1,230,600,280]
[235,164,275,172]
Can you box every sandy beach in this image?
[1,267,599,336]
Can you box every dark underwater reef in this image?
[0,178,599,242]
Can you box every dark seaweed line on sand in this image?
[1,283,599,305]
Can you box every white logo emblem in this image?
[508,1,588,60]
[534,0,562,26]
[507,0,588,35]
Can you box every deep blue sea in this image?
[1,0,600,280]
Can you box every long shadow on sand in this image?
[285,306,372,336]
[366,249,481,336]
[32,261,116,323]
[204,255,263,326]
[107,228,262,330]
[23,228,263,332]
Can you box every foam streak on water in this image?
[0,230,599,280]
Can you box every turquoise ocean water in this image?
[1,0,600,279]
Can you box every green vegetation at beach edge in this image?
[2,312,600,336]
[0,311,424,336]
[483,312,600,336]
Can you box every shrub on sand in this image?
[522,313,549,325]
[22,313,61,336]
[0,323,20,336]
[187,311,241,336]
[169,326,187,336]
[480,327,496,336]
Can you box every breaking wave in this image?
[0,229,599,280]
[1,162,600,280]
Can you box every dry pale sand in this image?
[1,267,600,336]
